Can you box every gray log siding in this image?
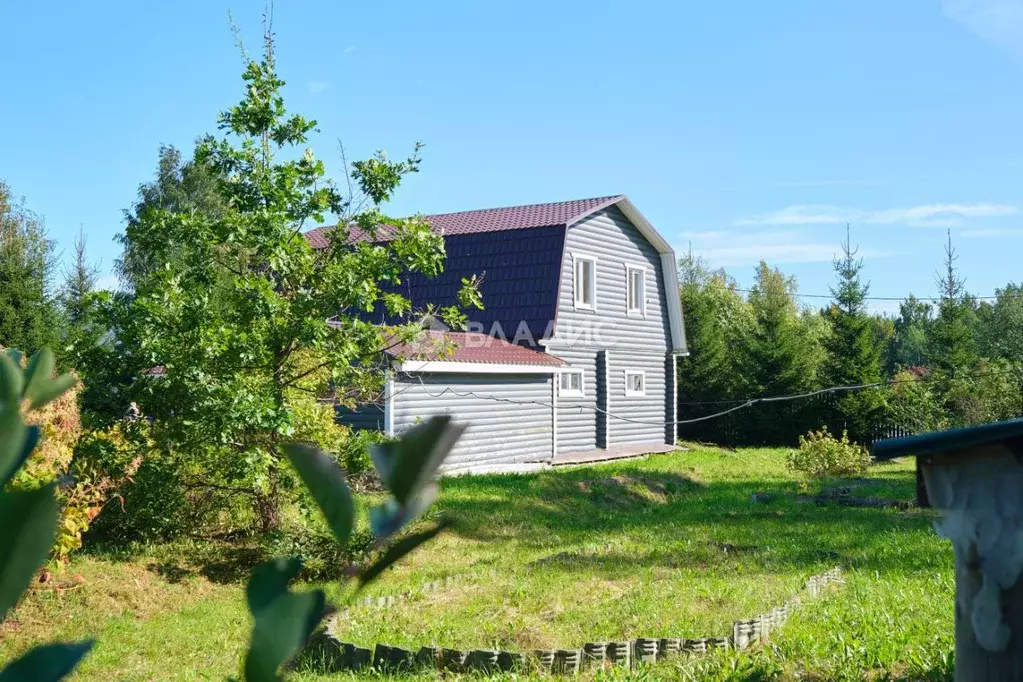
[607,352,668,445]
[551,346,600,454]
[335,403,385,431]
[553,206,671,350]
[547,205,674,449]
[391,373,553,469]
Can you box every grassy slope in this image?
[0,446,953,681]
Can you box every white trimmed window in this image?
[627,265,646,316]
[573,255,596,310]
[624,370,645,397]
[560,369,584,397]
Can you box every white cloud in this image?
[734,205,859,226]
[344,45,358,53]
[307,81,331,94]
[943,0,1023,57]
[95,274,120,292]
[960,227,1023,237]
[736,202,1018,227]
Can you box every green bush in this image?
[788,426,872,480]
[339,429,391,476]
[260,522,374,580]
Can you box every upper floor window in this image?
[627,265,646,316]
[624,370,645,397]
[573,254,596,310]
[560,369,584,397]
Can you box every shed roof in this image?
[872,418,1023,461]
[385,330,566,367]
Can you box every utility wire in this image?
[733,288,1020,302]
[403,374,862,427]
[676,365,1022,407]
[397,369,1019,428]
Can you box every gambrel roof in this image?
[304,196,623,247]
[305,196,686,352]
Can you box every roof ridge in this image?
[420,194,624,220]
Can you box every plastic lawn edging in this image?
[312,565,846,675]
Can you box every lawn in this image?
[0,445,954,681]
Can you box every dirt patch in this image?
[575,474,696,506]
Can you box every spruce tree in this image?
[821,225,884,440]
[928,230,977,379]
[60,227,100,326]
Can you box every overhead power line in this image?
[401,368,1021,429]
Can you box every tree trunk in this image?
[256,468,282,533]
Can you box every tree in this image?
[116,145,226,291]
[102,27,478,533]
[59,228,100,326]
[822,225,882,386]
[0,181,59,354]
[820,225,885,440]
[745,262,819,397]
[928,230,978,380]
[676,248,752,405]
[979,283,1023,363]
[927,231,982,426]
[886,295,932,373]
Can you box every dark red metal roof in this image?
[303,195,624,247]
[386,330,565,367]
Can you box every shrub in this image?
[260,522,375,581]
[76,423,192,543]
[339,429,391,476]
[1,349,131,563]
[788,426,872,480]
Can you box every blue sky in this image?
[3,0,1023,314]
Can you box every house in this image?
[305,195,687,473]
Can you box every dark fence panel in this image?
[676,392,908,448]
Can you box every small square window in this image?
[560,369,584,397]
[574,256,596,310]
[627,266,646,315]
[625,370,645,397]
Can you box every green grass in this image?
[0,445,954,681]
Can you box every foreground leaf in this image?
[244,589,327,682]
[358,518,452,587]
[0,355,23,407]
[371,417,465,504]
[246,558,303,616]
[0,487,59,623]
[21,349,55,408]
[369,486,437,540]
[27,374,77,412]
[282,444,354,547]
[0,412,35,488]
[0,640,93,682]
